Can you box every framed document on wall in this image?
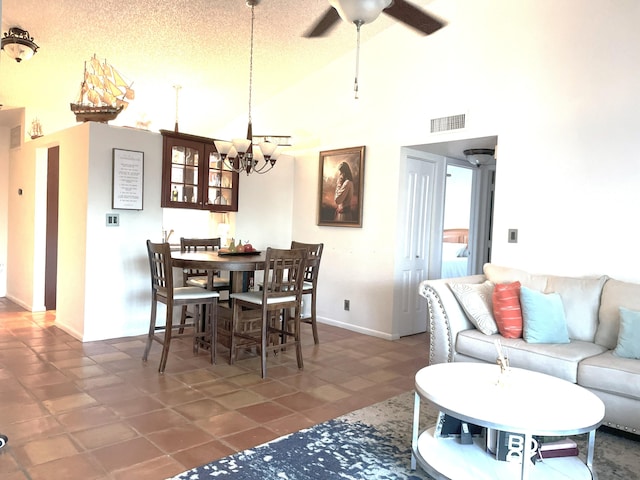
[112,148,144,210]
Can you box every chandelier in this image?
[214,0,286,175]
[1,27,39,63]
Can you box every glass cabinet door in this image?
[205,144,237,211]
[170,144,200,205]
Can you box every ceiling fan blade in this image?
[304,7,342,37]
[384,0,446,35]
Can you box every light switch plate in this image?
[508,229,518,243]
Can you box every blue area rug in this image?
[168,391,639,480]
[171,418,426,479]
[169,392,431,480]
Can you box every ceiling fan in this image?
[305,0,445,38]
[304,0,446,98]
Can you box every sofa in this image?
[418,263,640,435]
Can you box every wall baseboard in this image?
[4,294,45,312]
[317,316,399,341]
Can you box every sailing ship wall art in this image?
[70,54,135,123]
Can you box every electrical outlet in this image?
[106,213,120,226]
[344,299,350,311]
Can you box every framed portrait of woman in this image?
[317,146,365,227]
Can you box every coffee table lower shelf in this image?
[414,427,593,480]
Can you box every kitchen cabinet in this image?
[160,129,238,211]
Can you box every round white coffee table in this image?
[410,362,605,480]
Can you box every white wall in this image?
[0,128,14,297]
[234,154,295,251]
[80,123,163,341]
[239,0,640,339]
[4,1,640,341]
[7,122,163,340]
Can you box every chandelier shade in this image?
[1,27,39,62]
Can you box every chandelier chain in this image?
[213,0,282,175]
[248,3,255,124]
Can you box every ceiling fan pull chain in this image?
[354,21,362,99]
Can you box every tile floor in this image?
[0,298,428,480]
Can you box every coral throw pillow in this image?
[492,281,523,338]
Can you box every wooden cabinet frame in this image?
[160,130,239,212]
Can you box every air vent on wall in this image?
[430,114,466,133]
[10,126,21,148]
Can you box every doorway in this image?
[44,146,59,310]
[441,163,473,278]
[393,135,497,337]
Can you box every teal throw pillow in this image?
[613,307,640,359]
[520,286,570,344]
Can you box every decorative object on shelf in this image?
[70,54,135,123]
[317,146,365,228]
[213,0,289,175]
[135,114,152,130]
[173,84,182,132]
[464,148,496,167]
[28,118,43,139]
[304,1,445,98]
[1,27,39,63]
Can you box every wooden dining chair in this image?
[229,247,307,378]
[179,237,231,294]
[143,240,220,373]
[291,241,324,344]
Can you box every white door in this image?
[393,150,445,336]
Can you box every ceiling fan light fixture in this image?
[1,27,39,63]
[329,0,392,24]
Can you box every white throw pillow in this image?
[449,281,498,335]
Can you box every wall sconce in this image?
[1,27,39,63]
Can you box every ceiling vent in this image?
[430,114,466,133]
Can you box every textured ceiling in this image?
[0,0,415,136]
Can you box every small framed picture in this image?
[112,148,144,210]
[317,146,365,227]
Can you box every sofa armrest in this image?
[419,274,486,364]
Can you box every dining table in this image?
[171,249,269,351]
[171,249,267,293]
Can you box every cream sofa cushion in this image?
[483,264,547,291]
[579,350,640,400]
[544,275,607,342]
[596,279,640,349]
[455,329,607,383]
